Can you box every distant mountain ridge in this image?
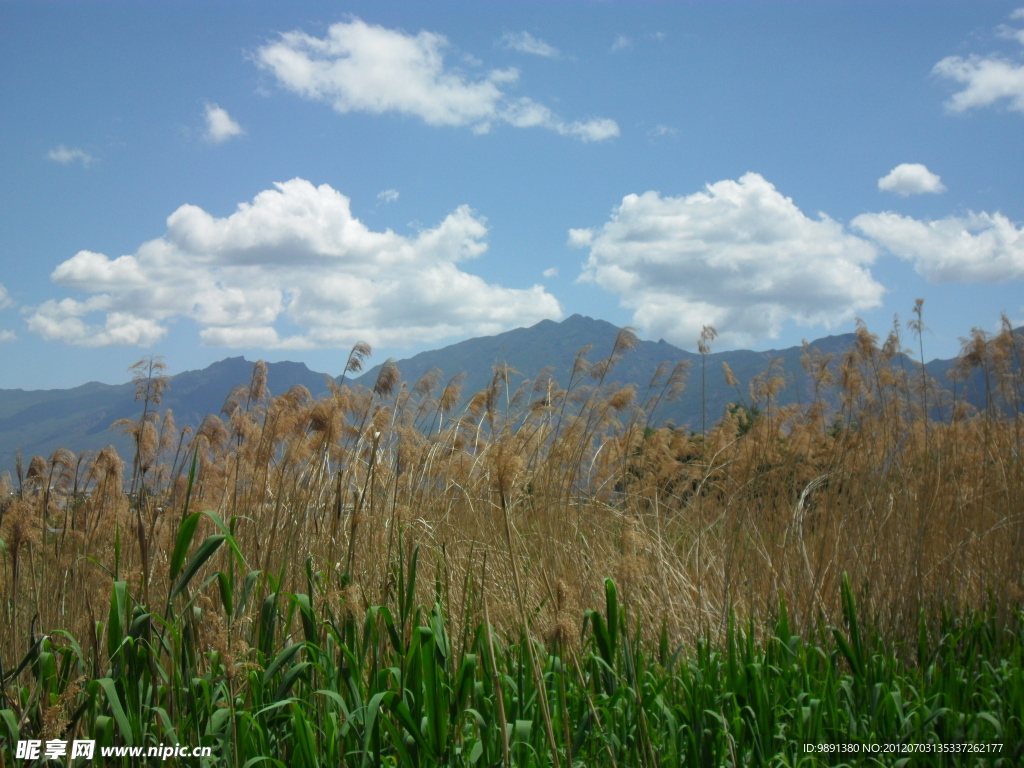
[0,357,334,474]
[348,314,866,429]
[0,315,1000,473]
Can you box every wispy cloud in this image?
[648,124,678,138]
[997,22,1024,46]
[933,9,1024,114]
[257,18,618,141]
[501,31,559,58]
[204,103,245,143]
[610,35,632,52]
[47,145,95,166]
[543,267,558,278]
[567,228,594,248]
[377,189,399,204]
[0,284,15,342]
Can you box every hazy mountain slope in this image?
[352,314,865,429]
[2,316,1010,474]
[352,316,1014,429]
[0,357,332,472]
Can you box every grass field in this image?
[1,317,1023,765]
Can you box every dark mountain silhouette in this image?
[0,315,1005,474]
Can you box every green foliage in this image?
[2,511,1022,767]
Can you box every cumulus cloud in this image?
[204,103,245,143]
[0,330,14,342]
[29,298,167,347]
[575,173,884,347]
[853,210,1024,283]
[934,55,1024,113]
[47,145,94,166]
[256,18,618,141]
[542,267,558,278]
[934,11,1024,114]
[377,188,399,203]
[28,179,561,349]
[501,31,558,58]
[877,163,946,196]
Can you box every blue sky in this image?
[1,1,1023,389]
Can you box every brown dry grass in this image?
[2,318,1023,665]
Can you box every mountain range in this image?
[0,314,995,473]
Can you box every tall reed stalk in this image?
[2,317,1023,764]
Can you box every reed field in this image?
[1,315,1023,766]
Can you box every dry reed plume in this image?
[2,312,1023,670]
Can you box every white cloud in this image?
[257,18,617,141]
[997,23,1024,46]
[47,145,94,166]
[28,179,561,349]
[575,173,884,348]
[934,11,1024,115]
[501,31,558,58]
[853,210,1024,283]
[378,188,399,203]
[934,55,1024,113]
[500,99,619,141]
[543,267,558,278]
[877,163,946,196]
[0,285,15,342]
[610,35,632,52]
[567,228,594,248]
[204,103,245,143]
[28,298,167,347]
